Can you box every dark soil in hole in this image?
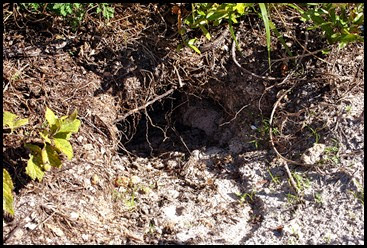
[121,92,225,157]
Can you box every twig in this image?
[114,88,175,123]
[173,65,184,88]
[271,47,330,63]
[219,104,250,127]
[268,72,300,194]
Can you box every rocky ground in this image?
[3,3,364,245]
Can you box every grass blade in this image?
[259,3,272,70]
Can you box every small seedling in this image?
[345,105,352,114]
[314,192,323,204]
[323,233,332,244]
[3,107,80,217]
[286,193,300,204]
[125,191,137,210]
[235,191,256,205]
[350,179,364,205]
[20,3,115,28]
[323,139,340,165]
[307,126,320,143]
[249,139,259,149]
[291,171,310,192]
[268,169,281,185]
[148,222,156,235]
[25,107,81,181]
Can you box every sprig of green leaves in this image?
[25,107,80,181]
[3,107,80,217]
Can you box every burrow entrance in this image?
[118,91,230,157]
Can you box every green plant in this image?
[181,3,293,68]
[182,3,254,53]
[235,190,256,205]
[249,139,259,149]
[286,193,300,205]
[307,125,320,143]
[3,107,80,217]
[293,3,364,48]
[125,191,137,210]
[258,3,272,68]
[20,3,115,28]
[25,107,80,180]
[291,171,310,192]
[321,138,340,165]
[268,169,281,185]
[3,169,15,216]
[3,112,29,216]
[345,105,352,114]
[351,179,364,205]
[314,192,323,204]
[96,3,115,20]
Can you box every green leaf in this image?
[3,169,15,216]
[68,109,78,122]
[47,144,62,168]
[3,111,28,132]
[53,138,73,160]
[269,21,293,57]
[199,25,211,40]
[229,12,238,24]
[50,119,62,136]
[13,118,29,129]
[197,10,205,16]
[43,144,62,168]
[259,3,272,70]
[228,22,239,50]
[352,12,363,24]
[58,119,81,135]
[39,130,51,144]
[24,143,42,155]
[3,111,17,128]
[235,3,246,15]
[53,132,70,140]
[206,11,228,21]
[45,107,58,127]
[321,49,331,54]
[26,154,45,181]
[41,146,49,166]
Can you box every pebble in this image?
[82,234,89,242]
[70,212,79,221]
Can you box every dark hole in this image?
[118,91,221,157]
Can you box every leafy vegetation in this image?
[3,168,15,216]
[178,3,363,61]
[295,3,364,49]
[351,179,364,205]
[3,112,28,216]
[235,190,256,205]
[25,107,81,181]
[20,3,114,28]
[3,107,80,217]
